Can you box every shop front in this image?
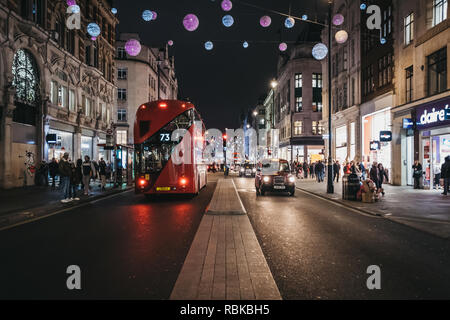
[46,122,75,161]
[415,97,450,189]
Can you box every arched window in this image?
[12,49,40,125]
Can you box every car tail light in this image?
[159,102,168,108]
[138,178,147,188]
[180,177,188,186]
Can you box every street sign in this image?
[403,118,414,129]
[370,141,380,151]
[379,131,392,142]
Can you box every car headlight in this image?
[263,176,270,183]
[289,176,296,183]
[240,168,245,172]
[252,168,257,172]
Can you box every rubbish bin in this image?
[342,173,360,201]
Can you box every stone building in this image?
[274,27,325,164]
[0,0,118,189]
[114,33,178,146]
[391,0,449,188]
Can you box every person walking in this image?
[377,163,389,196]
[309,162,315,180]
[58,152,72,203]
[82,155,96,196]
[69,160,82,201]
[433,162,441,190]
[49,158,59,190]
[303,161,308,179]
[315,160,325,183]
[441,156,450,195]
[370,162,380,191]
[412,160,423,189]
[359,162,366,180]
[333,160,341,182]
[99,158,107,191]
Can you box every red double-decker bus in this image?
[134,100,207,196]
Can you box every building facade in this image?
[0,0,117,189]
[274,41,325,164]
[114,33,178,146]
[391,0,449,188]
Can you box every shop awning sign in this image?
[370,141,380,151]
[379,131,392,142]
[416,97,450,129]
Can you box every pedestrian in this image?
[58,152,72,203]
[333,160,341,182]
[69,160,81,201]
[433,162,441,190]
[440,156,450,195]
[309,162,315,179]
[82,155,96,195]
[359,162,366,180]
[370,162,380,191]
[315,160,325,183]
[412,160,423,189]
[49,157,59,190]
[106,161,112,183]
[377,163,389,196]
[99,158,107,191]
[303,161,308,179]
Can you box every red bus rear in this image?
[134,100,207,196]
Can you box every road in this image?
[0,176,218,299]
[234,176,450,299]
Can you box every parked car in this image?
[239,162,257,177]
[255,159,296,196]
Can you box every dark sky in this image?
[114,0,326,129]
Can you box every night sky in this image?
[114,0,327,129]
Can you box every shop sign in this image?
[416,97,450,129]
[370,141,380,151]
[379,131,392,142]
[403,118,414,129]
[446,108,450,121]
[46,133,57,144]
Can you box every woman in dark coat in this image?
[412,160,423,189]
[70,159,83,200]
[369,162,380,190]
[377,163,389,195]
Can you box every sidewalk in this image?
[295,177,450,238]
[0,181,131,230]
[171,178,281,300]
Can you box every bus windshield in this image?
[137,109,194,174]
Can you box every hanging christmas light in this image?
[243,41,249,48]
[279,42,288,52]
[222,15,234,27]
[69,5,80,13]
[152,11,158,20]
[335,30,348,44]
[221,0,232,11]
[87,23,101,37]
[260,15,272,28]
[142,10,153,21]
[205,41,214,50]
[66,0,76,6]
[312,43,328,60]
[111,8,117,15]
[332,14,344,26]
[125,39,142,56]
[168,40,174,46]
[285,17,295,29]
[183,14,200,31]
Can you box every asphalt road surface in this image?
[0,176,218,299]
[234,176,450,299]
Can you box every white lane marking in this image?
[231,178,247,214]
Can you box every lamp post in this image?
[326,0,334,194]
[270,79,278,158]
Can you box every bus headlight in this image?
[288,176,296,183]
[252,168,257,172]
[263,176,270,183]
[240,168,245,172]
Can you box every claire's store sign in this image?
[416,97,450,130]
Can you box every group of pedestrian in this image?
[292,161,325,182]
[414,156,450,195]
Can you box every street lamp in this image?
[326,1,334,194]
[270,79,278,158]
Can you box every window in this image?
[118,88,127,100]
[427,47,447,96]
[101,103,106,121]
[404,13,414,45]
[294,121,303,135]
[117,130,127,145]
[295,73,302,88]
[85,45,91,66]
[69,89,75,112]
[118,109,127,122]
[312,73,322,88]
[57,85,67,108]
[433,0,448,26]
[117,47,126,59]
[382,5,393,38]
[295,97,303,112]
[406,66,414,103]
[363,65,374,96]
[50,81,58,105]
[118,68,127,80]
[351,78,356,106]
[85,97,91,117]
[312,121,324,135]
[312,101,323,112]
[378,54,393,87]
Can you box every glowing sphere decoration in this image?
[279,42,288,52]
[380,38,386,44]
[302,15,308,20]
[260,15,272,28]
[152,11,158,20]
[142,10,153,21]
[91,36,97,41]
[312,43,328,60]
[360,3,367,10]
[333,14,344,26]
[243,41,249,48]
[183,14,199,31]
[87,23,101,37]
[69,5,80,13]
[221,0,232,11]
[125,39,142,56]
[335,30,349,44]
[67,0,76,6]
[111,8,117,14]
[168,40,174,46]
[285,17,295,29]
[205,41,214,51]
[222,15,234,27]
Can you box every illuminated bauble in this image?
[302,15,308,20]
[333,14,344,26]
[111,8,117,14]
[360,3,367,10]
[312,43,328,60]
[152,11,158,20]
[380,38,386,44]
[67,0,76,6]
[125,39,142,56]
[69,5,80,13]
[222,15,234,27]
[142,10,153,21]
[221,0,232,11]
[87,23,101,37]
[243,41,249,48]
[260,15,271,27]
[205,41,214,51]
[335,30,348,44]
[168,40,174,46]
[91,36,97,41]
[183,14,199,31]
[279,42,288,52]
[285,17,295,29]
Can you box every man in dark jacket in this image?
[441,156,450,195]
[58,153,72,203]
[99,158,107,191]
[315,161,325,183]
[49,158,59,190]
[370,162,380,190]
[333,160,341,182]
